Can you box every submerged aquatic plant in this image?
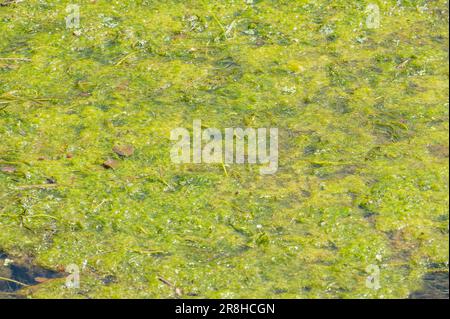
[0,0,448,298]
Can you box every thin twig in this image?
[157,275,183,296]
[157,275,174,287]
[115,51,138,66]
[0,276,29,287]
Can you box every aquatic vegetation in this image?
[0,0,448,298]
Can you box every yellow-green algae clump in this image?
[0,0,448,298]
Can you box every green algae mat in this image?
[0,0,448,298]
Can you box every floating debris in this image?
[102,158,119,169]
[0,166,16,174]
[113,145,135,157]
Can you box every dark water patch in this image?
[409,271,449,299]
[0,251,63,298]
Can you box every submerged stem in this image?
[0,276,29,287]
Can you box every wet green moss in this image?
[0,0,448,298]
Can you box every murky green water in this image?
[1,251,62,298]
[410,271,449,299]
[0,0,448,298]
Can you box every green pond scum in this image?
[0,0,448,299]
